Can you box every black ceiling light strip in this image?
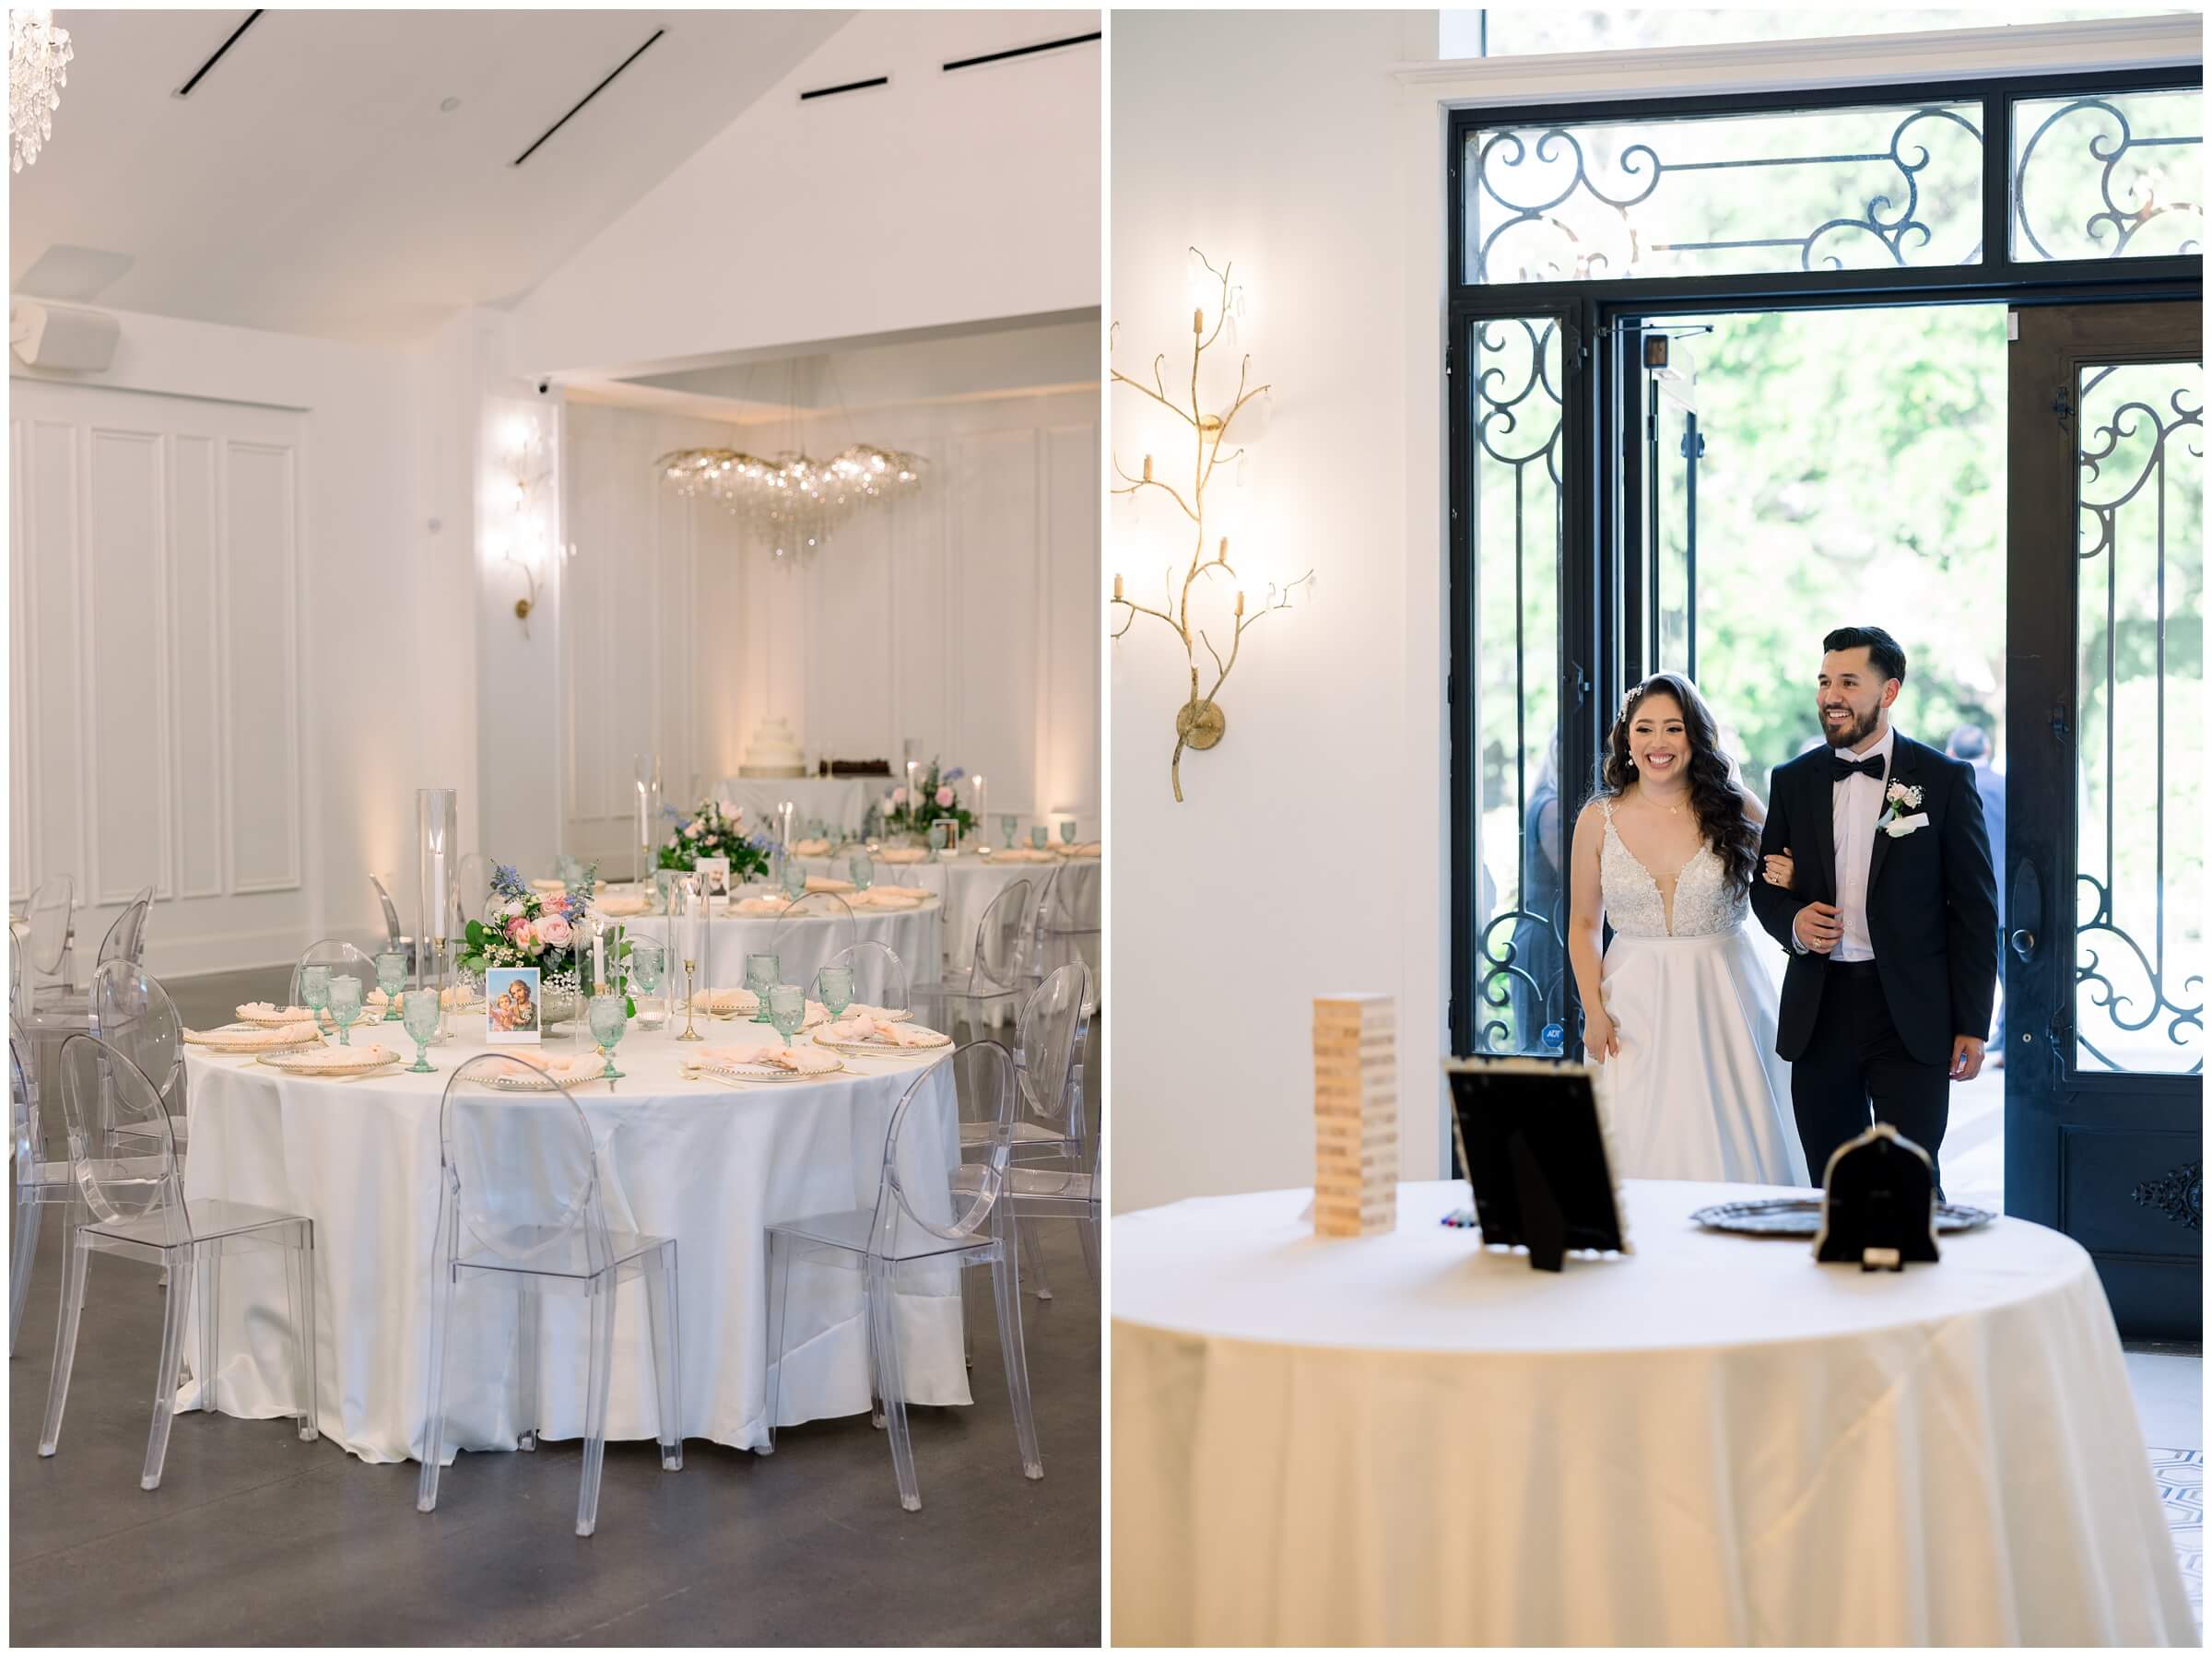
[173,9,264,99]
[942,31,1101,74]
[512,29,665,167]
[801,76,889,101]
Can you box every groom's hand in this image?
[1949,1035,1986,1080]
[1794,901,1842,953]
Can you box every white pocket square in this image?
[1883,813,1930,838]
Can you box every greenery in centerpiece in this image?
[456,864,593,988]
[655,797,771,879]
[880,758,976,840]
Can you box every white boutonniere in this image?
[1880,780,1928,838]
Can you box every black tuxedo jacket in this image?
[1748,734,2001,1067]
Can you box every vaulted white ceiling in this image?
[8,8,853,344]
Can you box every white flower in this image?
[717,799,741,825]
[1886,781,1924,809]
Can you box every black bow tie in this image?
[1830,753,1886,783]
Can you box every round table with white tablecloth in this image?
[177,1028,967,1465]
[1112,1178,2193,1647]
[794,852,1100,974]
[712,777,877,837]
[612,895,939,1002]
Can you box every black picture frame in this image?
[1444,1056,1631,1271]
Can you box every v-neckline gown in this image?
[1596,800,1808,1186]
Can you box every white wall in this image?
[512,10,1100,378]
[559,387,1100,859]
[7,305,479,975]
[1110,9,1448,1213]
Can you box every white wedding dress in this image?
[1594,799,1808,1186]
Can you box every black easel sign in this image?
[1443,1056,1630,1272]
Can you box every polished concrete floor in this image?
[11,967,1101,1646]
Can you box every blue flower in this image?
[943,766,965,783]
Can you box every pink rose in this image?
[685,821,702,839]
[890,787,907,805]
[935,785,954,808]
[536,913,572,949]
[506,916,532,946]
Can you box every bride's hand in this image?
[1583,1008,1620,1064]
[1762,850,1796,888]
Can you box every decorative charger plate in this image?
[236,1004,315,1028]
[687,1056,846,1085]
[812,1025,952,1056]
[1690,1197,1998,1237]
[482,1060,604,1092]
[186,1024,324,1054]
[258,1043,399,1076]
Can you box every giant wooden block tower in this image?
[1312,992,1398,1236]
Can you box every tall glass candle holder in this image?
[417,788,458,1037]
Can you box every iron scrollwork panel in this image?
[1472,318,1568,1054]
[2073,359,2204,1076]
[2013,88,2204,264]
[1465,102,1983,286]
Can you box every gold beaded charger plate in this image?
[257,1043,400,1077]
[684,1056,846,1086]
[811,1024,952,1057]
[1689,1197,1997,1237]
[185,1024,324,1055]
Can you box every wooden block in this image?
[1312,993,1399,1237]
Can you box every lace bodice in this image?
[1599,799,1747,939]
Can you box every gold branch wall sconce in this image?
[487,412,572,638]
[1111,249,1312,802]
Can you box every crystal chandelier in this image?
[653,359,924,560]
[9,10,71,174]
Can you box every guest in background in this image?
[1949,722,2007,1058]
[1509,730,1566,1052]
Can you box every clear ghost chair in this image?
[22,875,76,1003]
[768,892,858,982]
[24,889,154,1043]
[827,941,910,1016]
[765,1040,1040,1512]
[1043,864,1102,1010]
[369,874,413,967]
[89,961,188,1155]
[38,1034,318,1489]
[417,1052,683,1538]
[959,1113,1100,1301]
[10,1031,72,1356]
[910,879,1032,1035]
[963,964,1094,1304]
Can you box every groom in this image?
[1748,626,2000,1196]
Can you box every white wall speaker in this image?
[9,300,121,372]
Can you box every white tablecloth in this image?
[618,898,940,999]
[179,1029,968,1465]
[713,777,876,836]
[791,855,1098,973]
[1112,1179,2192,1647]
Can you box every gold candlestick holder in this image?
[678,960,703,1041]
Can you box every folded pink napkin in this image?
[237,1001,312,1023]
[792,839,832,856]
[691,986,759,1015]
[697,1043,841,1075]
[851,888,924,910]
[819,1014,944,1048]
[734,897,792,916]
[877,847,928,864]
[188,1020,319,1049]
[594,895,649,917]
[804,876,856,894]
[995,848,1052,863]
[483,1052,603,1085]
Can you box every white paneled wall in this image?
[560,391,1100,862]
[9,379,309,966]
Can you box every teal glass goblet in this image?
[587,993,628,1081]
[401,989,440,1073]
[1001,814,1018,850]
[1060,821,1077,846]
[300,967,332,1043]
[375,952,407,1020]
[768,984,806,1044]
[1030,826,1049,850]
[848,853,873,891]
[816,965,854,1019]
[629,940,666,1028]
[745,952,780,1024]
[327,973,363,1045]
[782,861,806,899]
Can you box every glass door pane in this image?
[1468,316,1568,1054]
[2073,358,2204,1075]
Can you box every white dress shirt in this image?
[1827,723,1897,962]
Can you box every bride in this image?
[1566,673,1808,1186]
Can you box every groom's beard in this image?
[1822,706,1879,749]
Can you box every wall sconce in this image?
[1111,248,1312,802]
[490,413,571,637]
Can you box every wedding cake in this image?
[738,715,807,779]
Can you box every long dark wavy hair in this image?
[1598,672,1760,895]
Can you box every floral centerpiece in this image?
[656,797,771,880]
[881,758,976,841]
[456,864,594,1017]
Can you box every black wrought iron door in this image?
[2006,302,2202,1339]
